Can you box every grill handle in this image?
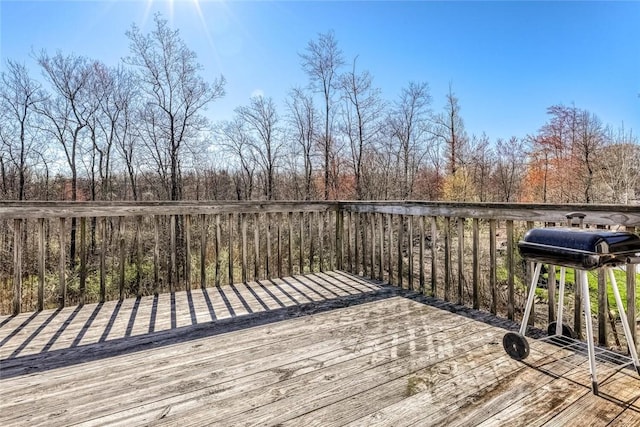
[626,256,640,264]
[566,212,586,228]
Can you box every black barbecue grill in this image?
[503,223,640,395]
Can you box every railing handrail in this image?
[0,200,338,219]
[1,200,638,226]
[338,200,640,227]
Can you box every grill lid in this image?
[518,228,640,270]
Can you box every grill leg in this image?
[556,267,566,336]
[607,267,640,374]
[580,269,598,394]
[519,262,542,336]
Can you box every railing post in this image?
[13,219,23,315]
[419,216,425,294]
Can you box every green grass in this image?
[539,267,640,316]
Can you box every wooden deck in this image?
[1,271,640,426]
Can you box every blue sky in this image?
[1,0,639,140]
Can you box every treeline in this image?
[1,14,638,204]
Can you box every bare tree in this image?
[598,126,640,204]
[125,13,225,201]
[286,87,317,200]
[37,51,97,268]
[235,95,283,200]
[432,83,468,176]
[0,60,46,200]
[217,118,256,200]
[339,57,385,199]
[466,133,493,202]
[387,81,432,199]
[300,30,344,200]
[493,136,526,202]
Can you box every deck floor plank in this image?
[1,271,639,427]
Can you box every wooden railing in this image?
[1,201,639,350]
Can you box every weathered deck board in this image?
[1,271,639,427]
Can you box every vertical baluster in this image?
[215,215,221,287]
[419,216,425,294]
[38,218,45,311]
[397,215,404,289]
[228,213,234,285]
[200,214,207,289]
[318,211,324,272]
[277,213,283,278]
[472,218,480,310]
[102,217,109,300]
[241,213,248,283]
[170,215,176,292]
[119,217,126,300]
[254,213,261,280]
[457,217,464,305]
[431,216,438,298]
[288,212,294,275]
[59,217,66,308]
[387,214,393,284]
[378,213,384,281]
[408,215,414,290]
[627,226,637,352]
[298,212,304,274]
[185,214,192,290]
[506,220,515,320]
[489,219,497,315]
[266,213,272,278]
[13,219,23,314]
[444,217,451,301]
[136,216,143,296]
[79,217,87,305]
